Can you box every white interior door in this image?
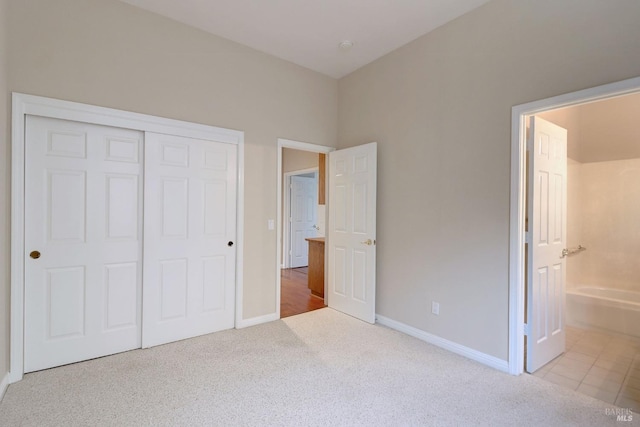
[290,175,317,268]
[24,116,143,372]
[143,132,237,347]
[526,117,567,373]
[327,142,377,323]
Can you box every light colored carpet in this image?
[0,308,636,426]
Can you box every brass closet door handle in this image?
[30,251,41,259]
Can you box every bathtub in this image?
[566,286,640,339]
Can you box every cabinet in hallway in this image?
[305,237,325,298]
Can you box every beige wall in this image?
[569,158,640,292]
[338,0,640,359]
[283,148,318,173]
[6,0,338,328]
[0,0,10,383]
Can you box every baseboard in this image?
[375,314,510,373]
[0,371,9,402]
[236,312,279,329]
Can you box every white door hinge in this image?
[523,323,530,336]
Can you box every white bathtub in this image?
[566,286,640,338]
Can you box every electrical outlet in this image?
[431,301,440,315]
[267,219,275,230]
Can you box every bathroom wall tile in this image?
[578,158,640,292]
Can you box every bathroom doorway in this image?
[516,82,640,410]
[525,92,640,364]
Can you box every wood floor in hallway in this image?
[280,267,326,318]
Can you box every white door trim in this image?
[508,76,640,375]
[10,93,244,383]
[276,139,334,318]
[283,168,318,269]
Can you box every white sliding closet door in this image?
[24,116,143,373]
[142,132,237,347]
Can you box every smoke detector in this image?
[339,40,354,51]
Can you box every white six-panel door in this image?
[327,143,377,323]
[24,117,238,372]
[290,175,317,268]
[526,117,567,373]
[142,132,237,347]
[24,116,143,372]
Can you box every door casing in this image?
[509,76,640,375]
[10,93,244,383]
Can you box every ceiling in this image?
[119,0,491,79]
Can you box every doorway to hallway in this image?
[280,267,325,318]
[277,139,332,319]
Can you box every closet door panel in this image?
[143,132,237,347]
[24,116,143,373]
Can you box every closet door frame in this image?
[10,93,245,383]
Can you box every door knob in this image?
[30,250,41,259]
[360,239,374,246]
[228,241,234,247]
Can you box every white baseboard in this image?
[236,312,279,329]
[0,371,9,402]
[376,314,510,373]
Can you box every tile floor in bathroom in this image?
[532,326,640,412]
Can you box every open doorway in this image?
[524,93,640,409]
[276,139,334,318]
[511,76,640,410]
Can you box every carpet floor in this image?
[0,308,636,426]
